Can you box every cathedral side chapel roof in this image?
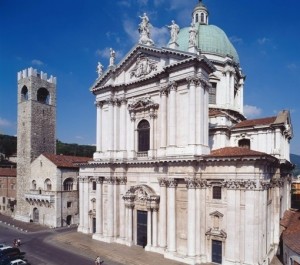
[43,154,91,168]
[208,147,272,158]
[233,117,277,129]
[0,167,16,177]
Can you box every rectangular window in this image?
[213,186,222,199]
[67,202,72,208]
[209,82,217,104]
[92,181,96,191]
[2,197,5,204]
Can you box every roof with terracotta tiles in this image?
[209,109,223,117]
[233,116,277,129]
[42,154,91,168]
[281,210,300,254]
[0,167,16,177]
[207,147,269,158]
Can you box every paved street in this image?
[0,214,282,265]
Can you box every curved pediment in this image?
[128,96,159,112]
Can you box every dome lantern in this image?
[193,0,209,25]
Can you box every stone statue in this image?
[96,62,104,77]
[167,20,180,43]
[138,13,154,46]
[109,48,116,67]
[189,23,197,47]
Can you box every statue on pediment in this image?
[138,13,154,46]
[109,48,116,67]
[167,20,180,43]
[96,62,104,77]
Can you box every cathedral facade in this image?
[78,1,293,264]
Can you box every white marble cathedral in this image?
[78,1,294,264]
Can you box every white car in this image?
[9,259,28,265]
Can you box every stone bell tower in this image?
[14,67,57,222]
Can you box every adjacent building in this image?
[0,167,16,215]
[78,1,293,265]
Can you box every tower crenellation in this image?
[17,67,57,84]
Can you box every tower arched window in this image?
[238,139,250,149]
[137,119,150,153]
[44,178,52,191]
[196,14,199,23]
[21,86,28,101]
[37,87,50,104]
[32,180,36,190]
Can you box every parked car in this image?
[9,259,28,265]
[0,255,27,265]
[0,248,25,262]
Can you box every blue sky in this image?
[0,0,299,155]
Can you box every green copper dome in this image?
[176,23,240,64]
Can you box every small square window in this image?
[213,186,222,199]
[67,202,72,208]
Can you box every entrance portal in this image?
[137,210,147,247]
[33,207,39,223]
[212,240,222,264]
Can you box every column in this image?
[120,98,127,151]
[195,184,201,257]
[152,207,158,248]
[96,102,103,152]
[158,178,167,249]
[226,71,231,107]
[114,100,120,152]
[186,178,196,257]
[129,112,136,158]
[95,177,103,235]
[108,99,114,151]
[128,205,133,244]
[187,78,196,146]
[124,195,135,245]
[119,177,127,239]
[106,177,115,239]
[78,177,84,231]
[168,82,177,147]
[160,88,168,149]
[83,178,90,233]
[203,83,209,146]
[147,204,152,248]
[167,178,177,252]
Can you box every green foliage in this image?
[0,134,17,158]
[56,140,95,157]
[0,134,95,158]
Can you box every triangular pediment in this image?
[91,44,197,92]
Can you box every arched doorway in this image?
[33,207,39,223]
[123,185,160,248]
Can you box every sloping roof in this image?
[207,147,269,157]
[233,117,276,129]
[0,167,16,177]
[281,210,300,254]
[42,154,91,168]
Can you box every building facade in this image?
[24,154,89,227]
[0,168,16,215]
[78,1,294,264]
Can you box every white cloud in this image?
[118,0,131,8]
[0,117,12,128]
[287,63,298,70]
[123,18,140,44]
[230,36,243,45]
[257,37,270,45]
[31,59,44,66]
[244,105,262,118]
[151,26,169,47]
[137,0,148,6]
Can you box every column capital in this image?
[169,81,178,92]
[167,178,178,188]
[186,76,200,86]
[160,85,169,96]
[106,97,115,105]
[158,177,168,187]
[130,112,136,121]
[124,194,135,208]
[119,97,128,105]
[96,177,104,184]
[105,176,116,184]
[95,101,104,108]
[118,176,127,185]
[185,178,197,189]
